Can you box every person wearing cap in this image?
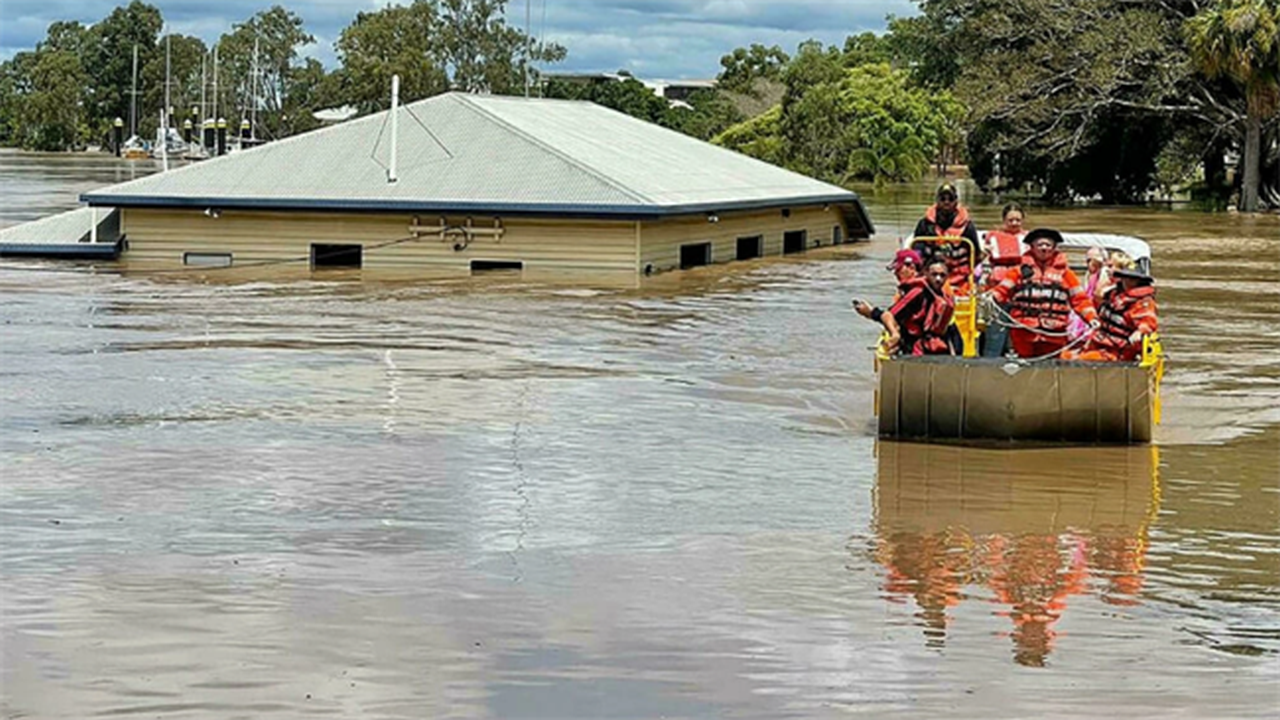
[989,228,1098,360]
[854,257,955,356]
[1065,267,1158,362]
[886,248,923,302]
[911,182,981,295]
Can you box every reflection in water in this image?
[873,442,1160,667]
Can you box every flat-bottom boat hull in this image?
[877,356,1158,444]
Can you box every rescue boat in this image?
[873,233,1165,444]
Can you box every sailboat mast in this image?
[129,44,138,138]
[251,37,259,140]
[524,0,532,98]
[161,35,170,170]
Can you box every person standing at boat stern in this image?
[855,258,956,356]
[989,228,1098,360]
[1064,267,1158,362]
[912,182,980,295]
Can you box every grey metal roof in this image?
[82,92,867,223]
[0,207,121,258]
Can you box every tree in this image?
[85,1,164,139]
[716,44,790,95]
[1186,0,1280,212]
[714,105,785,165]
[214,6,315,139]
[24,50,89,150]
[335,0,450,113]
[716,59,963,187]
[664,89,745,141]
[842,32,892,68]
[440,0,566,94]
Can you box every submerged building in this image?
[77,92,872,278]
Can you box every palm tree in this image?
[1187,0,1280,212]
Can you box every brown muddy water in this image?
[2,150,1278,718]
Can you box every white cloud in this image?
[0,0,917,79]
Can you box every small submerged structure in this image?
[0,208,122,259]
[74,90,872,279]
[874,233,1165,444]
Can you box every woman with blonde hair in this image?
[1068,246,1108,340]
[1095,250,1136,303]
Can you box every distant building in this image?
[643,79,718,104]
[80,92,872,280]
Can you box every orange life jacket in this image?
[1007,252,1075,331]
[923,204,972,237]
[891,277,956,355]
[1091,285,1158,361]
[921,206,974,290]
[985,230,1025,267]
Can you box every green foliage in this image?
[713,105,784,164]
[86,1,164,134]
[841,32,892,68]
[716,44,790,95]
[441,0,567,95]
[664,89,745,141]
[335,1,449,114]
[717,59,962,186]
[1186,0,1280,210]
[544,78,743,141]
[212,6,314,140]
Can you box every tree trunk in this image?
[1241,112,1261,213]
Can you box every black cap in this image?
[936,182,958,199]
[1024,228,1064,246]
[1112,266,1154,284]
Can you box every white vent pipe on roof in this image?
[388,74,400,184]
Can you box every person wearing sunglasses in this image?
[911,182,981,295]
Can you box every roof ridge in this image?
[450,94,654,205]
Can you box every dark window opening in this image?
[736,235,763,260]
[832,225,844,245]
[680,242,713,269]
[311,243,362,269]
[471,259,524,273]
[783,230,807,255]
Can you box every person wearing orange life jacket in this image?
[911,182,980,295]
[989,228,1098,360]
[855,258,956,356]
[980,203,1028,357]
[1064,267,1158,362]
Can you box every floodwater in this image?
[2,150,1278,718]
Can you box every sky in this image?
[0,0,918,80]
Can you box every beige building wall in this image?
[638,205,848,274]
[119,203,860,277]
[121,209,640,274]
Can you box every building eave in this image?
[81,192,868,224]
